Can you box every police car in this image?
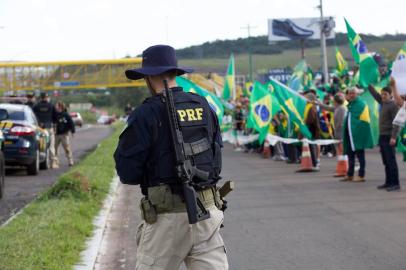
[0,104,50,175]
[0,120,5,199]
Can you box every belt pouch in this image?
[140,198,157,224]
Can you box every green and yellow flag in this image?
[344,19,379,88]
[343,96,374,152]
[359,91,380,145]
[222,54,235,100]
[176,76,224,123]
[397,42,406,60]
[288,59,308,92]
[268,79,312,139]
[243,82,253,97]
[335,47,348,76]
[247,81,276,143]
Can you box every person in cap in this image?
[26,92,36,108]
[302,89,321,169]
[368,82,401,191]
[342,87,374,182]
[33,92,58,168]
[114,45,227,269]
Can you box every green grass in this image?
[0,123,124,270]
[179,40,406,75]
[80,110,97,124]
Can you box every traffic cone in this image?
[262,140,271,159]
[296,141,316,172]
[334,155,348,177]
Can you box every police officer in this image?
[114,45,228,270]
[33,92,58,168]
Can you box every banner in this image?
[392,42,406,95]
[268,17,335,42]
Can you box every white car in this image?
[97,115,115,125]
[69,112,83,127]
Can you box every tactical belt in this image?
[140,184,222,223]
[183,138,210,156]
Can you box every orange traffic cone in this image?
[334,143,348,177]
[296,141,316,172]
[334,155,348,177]
[263,140,271,159]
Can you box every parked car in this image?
[69,112,83,127]
[0,104,50,175]
[0,118,5,199]
[97,115,115,125]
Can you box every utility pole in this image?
[318,0,329,84]
[241,24,256,82]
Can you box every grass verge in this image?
[0,123,124,270]
[80,110,97,124]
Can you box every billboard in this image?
[268,17,335,42]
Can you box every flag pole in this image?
[318,0,329,84]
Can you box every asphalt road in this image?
[0,124,113,225]
[96,144,406,270]
[222,145,406,270]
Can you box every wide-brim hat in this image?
[125,45,193,80]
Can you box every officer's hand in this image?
[390,138,397,146]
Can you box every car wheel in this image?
[40,147,50,170]
[27,149,39,175]
[0,152,5,199]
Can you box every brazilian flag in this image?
[243,82,253,97]
[247,81,277,143]
[288,59,308,92]
[335,47,348,76]
[398,42,406,60]
[345,18,379,88]
[268,79,312,139]
[222,54,235,100]
[176,76,224,124]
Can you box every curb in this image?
[74,175,119,270]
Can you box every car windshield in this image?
[6,110,25,121]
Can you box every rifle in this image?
[163,80,211,224]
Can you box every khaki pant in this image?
[55,133,73,165]
[135,206,228,270]
[45,128,57,166]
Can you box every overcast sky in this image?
[0,0,405,62]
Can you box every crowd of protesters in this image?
[227,70,404,192]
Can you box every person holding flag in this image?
[342,87,374,182]
[316,93,348,177]
[368,82,400,191]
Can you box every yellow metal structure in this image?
[0,58,145,92]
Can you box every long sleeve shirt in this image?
[368,87,399,138]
